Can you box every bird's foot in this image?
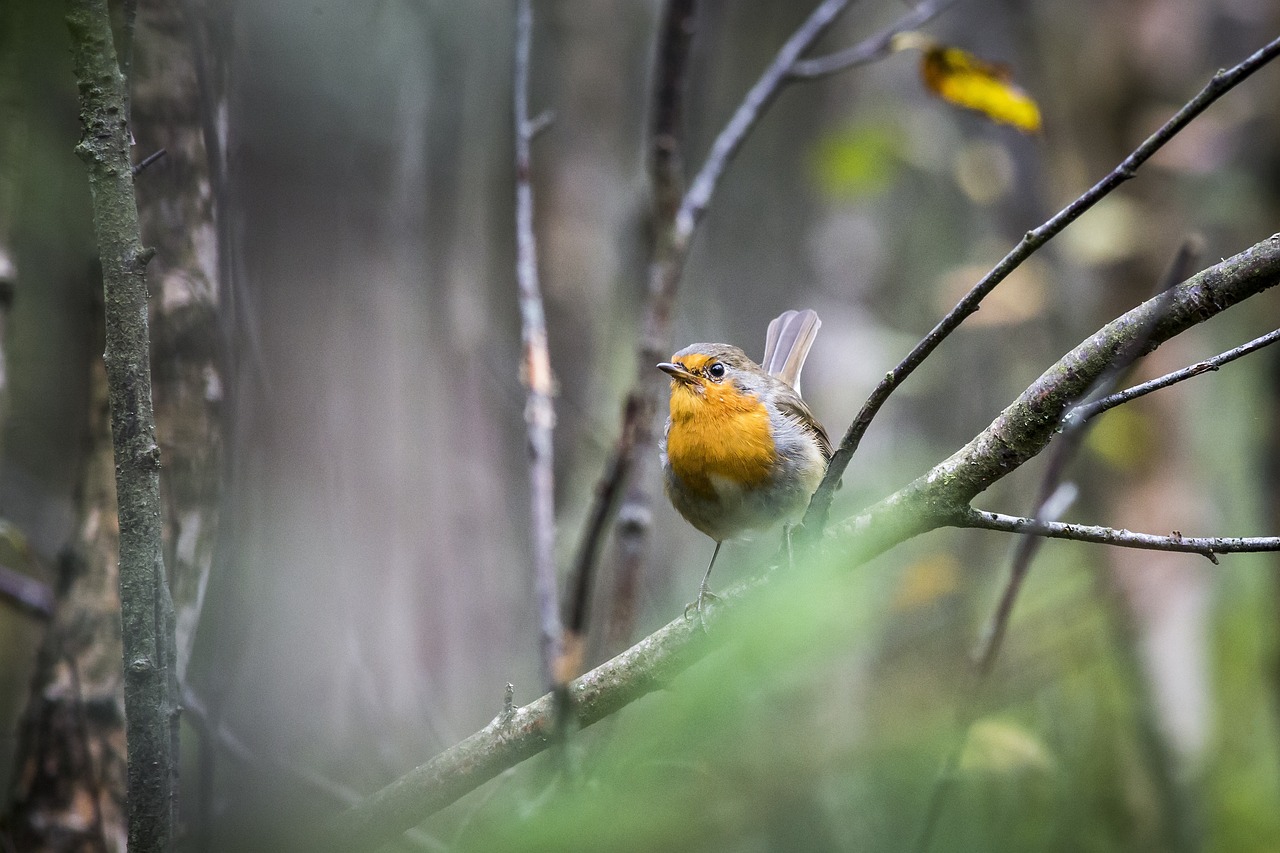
[683,583,721,632]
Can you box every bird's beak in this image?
[657,362,699,385]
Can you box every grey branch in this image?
[958,509,1280,564]
[676,0,852,241]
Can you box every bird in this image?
[657,309,832,620]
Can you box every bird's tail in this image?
[761,308,821,394]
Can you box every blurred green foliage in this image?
[813,121,905,199]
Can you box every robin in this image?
[658,309,832,618]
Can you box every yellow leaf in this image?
[919,44,1042,133]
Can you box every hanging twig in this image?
[804,33,1280,536]
[66,0,179,849]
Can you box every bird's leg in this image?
[684,540,722,628]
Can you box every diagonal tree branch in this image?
[803,33,1280,537]
[824,236,1280,559]
[968,234,1199,681]
[323,235,1280,852]
[914,240,1206,852]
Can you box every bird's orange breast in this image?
[665,382,776,499]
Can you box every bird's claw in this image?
[683,585,721,632]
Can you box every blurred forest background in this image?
[2,0,1280,850]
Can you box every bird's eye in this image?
[707,362,726,379]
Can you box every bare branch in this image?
[804,33,1280,536]
[1067,326,1280,426]
[958,509,1280,563]
[789,0,955,80]
[323,587,733,851]
[131,147,167,176]
[513,0,565,697]
[649,0,697,220]
[567,0,700,659]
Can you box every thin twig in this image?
[513,0,564,700]
[131,148,167,175]
[789,0,955,79]
[974,485,1078,675]
[958,509,1280,562]
[804,33,1280,537]
[1068,327,1280,426]
[912,477,1075,853]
